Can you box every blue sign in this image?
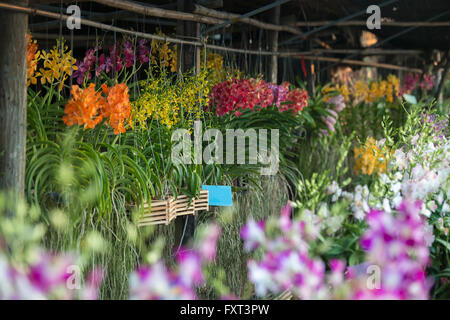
[201,185,232,207]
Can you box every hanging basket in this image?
[172,194,196,217]
[137,190,209,227]
[137,199,171,226]
[194,189,209,211]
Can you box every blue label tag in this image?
[201,185,232,206]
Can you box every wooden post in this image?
[434,51,450,105]
[0,0,28,194]
[268,5,280,83]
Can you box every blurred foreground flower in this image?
[0,249,103,300]
[129,223,221,300]
[241,200,433,300]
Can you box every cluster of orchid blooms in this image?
[241,200,434,300]
[422,113,449,139]
[209,79,309,117]
[354,201,434,299]
[21,34,448,301]
[0,199,435,300]
[63,82,131,134]
[322,113,449,224]
[320,94,346,136]
[0,249,103,300]
[400,73,436,96]
[129,224,221,300]
[72,38,163,85]
[241,112,447,300]
[0,224,221,300]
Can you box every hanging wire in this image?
[57,0,64,99]
[258,28,263,75]
[132,19,139,164]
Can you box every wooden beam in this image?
[194,4,302,35]
[311,48,423,56]
[197,0,223,9]
[203,0,292,35]
[280,0,399,46]
[30,10,177,32]
[31,0,90,3]
[31,33,118,48]
[30,10,131,31]
[0,2,201,46]
[0,0,28,193]
[0,2,427,76]
[92,0,303,35]
[292,20,450,27]
[91,0,223,25]
[301,55,423,73]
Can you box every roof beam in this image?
[312,48,423,55]
[194,4,301,35]
[203,0,293,35]
[301,55,422,73]
[91,0,223,24]
[0,1,426,74]
[319,9,450,74]
[280,0,399,46]
[292,20,450,27]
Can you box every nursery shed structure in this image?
[1,0,450,197]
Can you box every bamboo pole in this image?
[0,2,200,46]
[30,10,130,31]
[194,3,301,35]
[319,9,450,75]
[292,20,450,27]
[311,49,423,56]
[30,9,177,32]
[280,0,399,46]
[0,2,424,74]
[30,31,424,57]
[92,0,223,25]
[301,55,423,73]
[94,0,303,35]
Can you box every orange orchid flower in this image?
[101,83,131,134]
[62,83,105,130]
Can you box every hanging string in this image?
[259,28,264,75]
[157,40,169,199]
[132,20,139,164]
[94,28,99,89]
[57,0,63,100]
[69,1,77,89]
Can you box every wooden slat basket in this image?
[137,190,209,227]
